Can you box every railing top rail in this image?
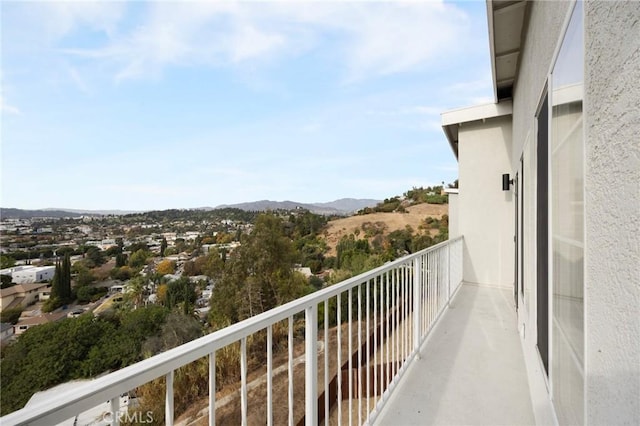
[1,236,462,426]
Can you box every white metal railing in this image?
[1,237,463,426]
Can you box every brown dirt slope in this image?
[323,203,448,256]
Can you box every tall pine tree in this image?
[51,260,62,300]
[51,254,72,303]
[61,253,72,301]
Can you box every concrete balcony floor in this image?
[375,283,535,426]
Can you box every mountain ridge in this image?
[0,198,380,219]
[214,198,380,215]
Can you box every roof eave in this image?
[441,101,513,160]
[487,0,499,104]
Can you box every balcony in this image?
[1,236,536,426]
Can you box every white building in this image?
[0,266,55,284]
[442,1,639,423]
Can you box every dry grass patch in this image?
[323,203,448,256]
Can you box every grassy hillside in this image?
[322,203,448,256]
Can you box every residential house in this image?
[442,0,639,423]
[13,312,67,336]
[0,283,52,311]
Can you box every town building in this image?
[0,265,55,284]
[0,283,52,311]
[13,312,67,336]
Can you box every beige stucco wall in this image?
[508,4,571,424]
[584,1,640,423]
[445,190,459,238]
[511,0,570,165]
[508,1,640,424]
[458,115,514,287]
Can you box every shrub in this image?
[0,307,23,324]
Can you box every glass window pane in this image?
[550,2,584,425]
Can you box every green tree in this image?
[110,265,134,281]
[105,245,122,257]
[129,249,150,269]
[209,214,311,328]
[0,307,23,324]
[1,274,14,289]
[83,246,105,268]
[74,263,96,287]
[160,237,168,257]
[0,255,16,269]
[166,277,196,315]
[126,276,147,309]
[115,252,127,267]
[47,254,72,310]
[76,286,108,303]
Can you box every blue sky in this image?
[1,1,492,211]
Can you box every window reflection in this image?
[550,2,584,425]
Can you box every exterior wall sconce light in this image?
[502,173,514,191]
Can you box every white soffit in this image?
[488,0,528,101]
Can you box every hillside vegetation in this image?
[321,185,451,256]
[323,203,448,256]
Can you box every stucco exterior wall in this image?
[584,1,640,423]
[509,4,571,422]
[458,116,513,287]
[445,190,459,238]
[512,0,570,166]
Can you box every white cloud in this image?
[11,1,126,43]
[47,1,473,83]
[0,95,21,115]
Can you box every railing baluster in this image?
[391,269,398,380]
[267,326,273,426]
[432,251,436,323]
[209,351,216,426]
[374,276,378,406]
[288,316,294,426]
[398,265,407,371]
[357,283,362,426]
[422,255,426,339]
[436,249,440,310]
[324,299,329,426]
[165,370,174,426]
[348,288,353,426]
[241,337,248,426]
[413,257,421,352]
[305,304,318,426]
[428,252,432,331]
[366,279,371,420]
[406,265,410,360]
[109,396,119,426]
[337,293,342,426]
[385,270,390,394]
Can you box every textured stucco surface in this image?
[458,116,513,287]
[584,1,640,424]
[447,192,459,238]
[509,3,572,424]
[512,0,570,166]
